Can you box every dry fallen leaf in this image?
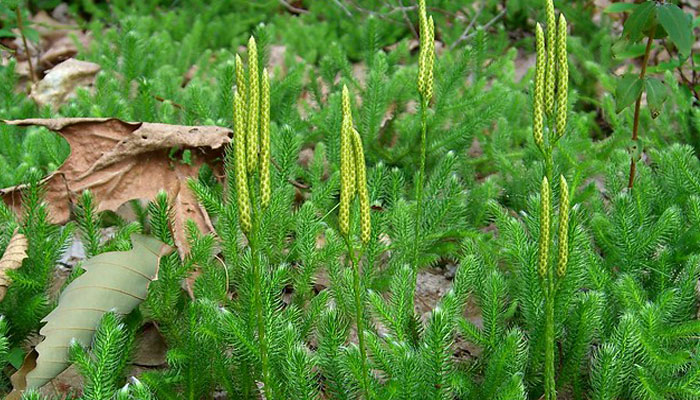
[6,350,37,400]
[7,234,171,397]
[1,118,231,255]
[30,59,100,108]
[0,229,29,301]
[39,34,88,69]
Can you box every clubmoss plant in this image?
[5,1,700,399]
[0,176,73,344]
[413,0,436,270]
[232,36,274,399]
[533,2,568,178]
[533,2,570,398]
[141,193,232,400]
[338,84,372,399]
[69,312,136,400]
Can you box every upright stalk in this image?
[413,99,428,267]
[248,176,272,400]
[248,184,271,397]
[544,149,553,185]
[543,149,555,400]
[253,257,271,400]
[339,85,373,399]
[412,0,434,320]
[628,27,656,189]
[15,7,36,83]
[346,238,371,399]
[186,344,195,400]
[534,8,569,399]
[234,37,273,399]
[544,259,556,400]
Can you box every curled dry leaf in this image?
[30,59,101,108]
[7,234,171,398]
[0,229,29,301]
[7,351,37,400]
[1,118,232,255]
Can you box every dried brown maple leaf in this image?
[0,229,29,301]
[1,118,231,255]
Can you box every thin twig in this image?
[333,1,456,26]
[451,8,506,50]
[278,0,308,14]
[466,9,505,39]
[15,7,36,83]
[333,0,353,16]
[628,26,656,189]
[270,157,310,190]
[449,6,483,51]
[346,0,405,25]
[154,95,185,110]
[661,40,699,101]
[367,3,458,17]
[381,2,416,12]
[395,0,418,38]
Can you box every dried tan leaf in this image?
[7,234,171,396]
[1,118,231,255]
[30,59,100,108]
[6,350,37,400]
[0,229,28,301]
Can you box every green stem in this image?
[249,175,272,400]
[544,132,556,400]
[544,152,553,188]
[413,99,428,268]
[187,360,195,400]
[252,242,271,399]
[346,237,371,400]
[628,27,656,190]
[544,281,556,400]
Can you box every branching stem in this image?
[628,27,656,189]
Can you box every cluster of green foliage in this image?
[0,0,699,399]
[0,63,68,188]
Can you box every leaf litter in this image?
[0,118,231,256]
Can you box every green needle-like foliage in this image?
[69,312,135,400]
[0,175,73,344]
[2,1,700,399]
